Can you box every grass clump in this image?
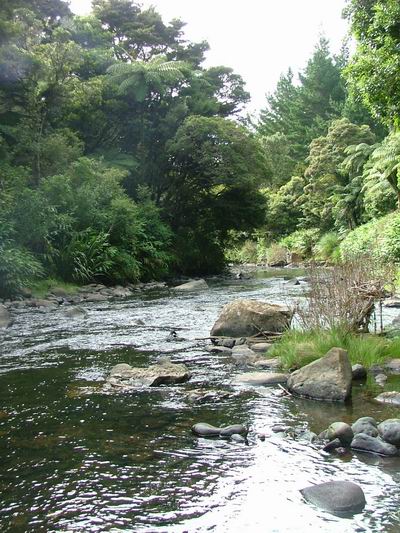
[29,278,80,298]
[269,328,399,370]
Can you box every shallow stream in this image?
[1,269,400,532]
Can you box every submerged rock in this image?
[64,306,88,319]
[252,358,281,370]
[174,279,208,291]
[249,342,272,353]
[210,299,292,338]
[106,360,191,388]
[351,417,378,437]
[233,372,288,386]
[192,422,247,437]
[0,305,12,328]
[301,481,366,516]
[378,419,400,446]
[326,422,354,447]
[351,433,398,456]
[375,391,400,406]
[287,347,352,402]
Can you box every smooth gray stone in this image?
[375,391,400,406]
[326,422,354,447]
[230,434,245,443]
[301,480,366,516]
[192,423,247,437]
[351,417,378,437]
[174,279,208,291]
[323,438,342,453]
[64,306,88,319]
[378,419,400,446]
[233,372,288,386]
[352,364,367,380]
[351,433,398,456]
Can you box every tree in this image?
[345,0,400,127]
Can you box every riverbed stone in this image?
[233,371,288,386]
[252,358,281,370]
[352,364,367,380]
[323,438,343,453]
[206,345,232,355]
[351,417,378,437]
[83,293,108,302]
[174,279,208,291]
[213,338,236,348]
[64,306,88,319]
[375,391,400,406]
[326,422,354,447]
[0,304,12,328]
[377,419,400,446]
[287,347,352,402]
[300,481,366,516]
[374,373,387,387]
[351,433,398,456]
[384,359,400,374]
[210,299,292,338]
[192,422,247,437]
[248,342,272,353]
[231,345,259,365]
[106,360,191,388]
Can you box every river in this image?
[1,269,400,532]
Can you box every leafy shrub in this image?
[313,232,342,262]
[340,213,400,263]
[0,242,44,298]
[266,243,288,265]
[279,228,320,258]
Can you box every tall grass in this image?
[269,328,400,370]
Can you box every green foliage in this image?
[279,228,320,258]
[340,213,400,263]
[270,328,393,370]
[313,232,342,263]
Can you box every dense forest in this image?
[1,0,400,297]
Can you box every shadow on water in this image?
[1,269,400,532]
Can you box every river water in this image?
[1,269,400,532]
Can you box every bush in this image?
[0,242,44,298]
[270,328,395,370]
[266,243,288,265]
[340,212,400,263]
[279,228,320,258]
[313,232,342,263]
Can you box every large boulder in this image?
[378,419,400,446]
[174,279,208,291]
[375,391,400,406]
[210,299,292,338]
[0,305,12,328]
[287,347,352,402]
[352,417,378,437]
[106,359,191,389]
[301,480,366,516]
[325,422,354,447]
[351,433,398,456]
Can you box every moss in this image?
[29,278,80,298]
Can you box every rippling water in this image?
[1,269,400,532]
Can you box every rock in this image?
[351,433,398,456]
[206,345,232,355]
[32,299,57,308]
[106,360,191,388]
[213,338,236,348]
[186,390,232,403]
[192,423,247,437]
[300,481,366,516]
[248,342,272,353]
[375,391,400,406]
[374,373,387,387]
[377,419,400,446]
[323,438,342,453]
[230,434,245,443]
[64,306,88,319]
[326,422,354,447]
[351,417,378,437]
[83,293,108,302]
[110,287,132,298]
[384,297,400,308]
[210,299,292,338]
[50,287,69,297]
[298,430,318,443]
[231,345,259,365]
[174,279,208,291]
[384,359,400,374]
[352,364,367,380]
[287,347,352,402]
[285,278,300,286]
[252,358,281,370]
[0,304,12,328]
[233,371,288,386]
[369,364,384,377]
[271,424,287,433]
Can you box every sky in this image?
[69,0,350,114]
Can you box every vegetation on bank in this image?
[270,329,400,371]
[2,0,400,299]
